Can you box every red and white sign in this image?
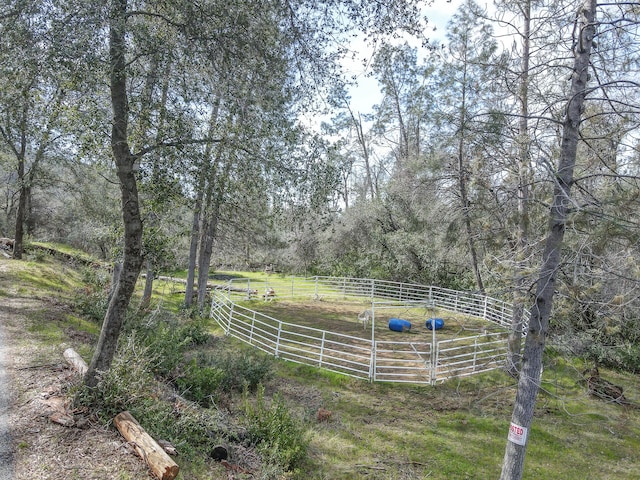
[508,422,528,446]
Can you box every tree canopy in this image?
[1,0,639,477]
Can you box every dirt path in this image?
[0,316,15,479]
[0,261,151,480]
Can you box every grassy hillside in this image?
[2,248,640,479]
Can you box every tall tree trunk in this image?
[185,98,220,307]
[13,183,26,259]
[12,105,28,260]
[7,85,62,259]
[347,105,375,200]
[500,1,596,477]
[196,152,231,311]
[139,258,154,311]
[457,60,484,293]
[85,0,144,388]
[185,188,203,308]
[196,203,220,310]
[507,0,532,376]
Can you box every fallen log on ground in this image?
[63,348,88,376]
[114,411,179,480]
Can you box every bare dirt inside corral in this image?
[248,298,503,341]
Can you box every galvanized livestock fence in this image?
[209,276,526,385]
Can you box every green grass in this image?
[208,270,640,479]
[2,256,640,479]
[218,274,640,480]
[280,359,640,479]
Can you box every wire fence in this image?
[210,276,526,385]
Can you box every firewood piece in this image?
[63,348,88,376]
[114,411,179,480]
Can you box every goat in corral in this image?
[358,309,372,329]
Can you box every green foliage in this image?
[176,345,275,407]
[127,396,221,458]
[129,314,210,379]
[199,348,275,394]
[28,246,48,263]
[243,384,309,472]
[175,359,224,407]
[552,288,640,374]
[585,342,640,373]
[74,288,110,323]
[74,334,156,421]
[74,333,227,459]
[73,267,111,322]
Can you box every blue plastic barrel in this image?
[388,318,412,332]
[426,318,444,330]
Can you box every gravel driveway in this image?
[0,321,14,479]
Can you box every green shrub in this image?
[175,359,224,407]
[586,342,640,373]
[74,334,156,421]
[74,333,233,461]
[127,396,224,458]
[75,290,109,322]
[179,318,211,346]
[243,384,309,472]
[131,316,210,379]
[198,348,274,394]
[73,267,111,322]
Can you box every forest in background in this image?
[1,1,639,477]
[1,1,639,373]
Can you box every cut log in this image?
[114,411,179,480]
[63,348,88,376]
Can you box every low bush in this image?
[175,343,274,407]
[72,301,302,475]
[586,342,640,373]
[201,349,274,394]
[128,314,210,380]
[243,384,309,473]
[74,334,156,421]
[72,266,115,322]
[175,359,224,407]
